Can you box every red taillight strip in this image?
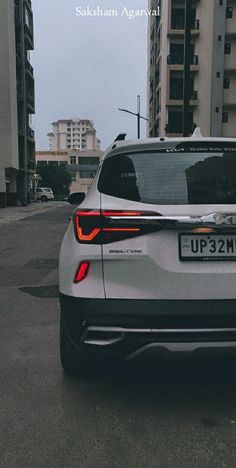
[74,261,90,283]
[74,215,101,241]
[102,211,141,216]
[75,210,100,216]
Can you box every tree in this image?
[36,164,72,195]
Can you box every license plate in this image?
[179,233,236,261]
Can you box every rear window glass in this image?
[98,151,236,204]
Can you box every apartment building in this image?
[36,149,103,193]
[0,0,35,207]
[48,119,100,151]
[148,0,236,138]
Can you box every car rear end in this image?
[42,188,54,200]
[59,137,236,372]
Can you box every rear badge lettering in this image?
[109,249,143,254]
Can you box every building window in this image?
[79,171,96,179]
[70,156,76,165]
[218,35,222,41]
[71,172,76,181]
[222,112,229,123]
[219,0,223,5]
[224,77,230,89]
[215,107,220,113]
[225,43,231,54]
[78,157,100,165]
[59,161,68,166]
[216,72,221,78]
[226,6,233,18]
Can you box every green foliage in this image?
[36,164,72,195]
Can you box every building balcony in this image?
[25,60,34,80]
[17,80,23,101]
[27,127,35,141]
[168,19,200,36]
[26,94,35,113]
[224,67,236,74]
[167,54,198,66]
[24,24,34,50]
[14,5,21,27]
[167,90,198,107]
[27,159,36,172]
[24,0,32,8]
[16,44,22,65]
[18,117,25,136]
[225,19,236,37]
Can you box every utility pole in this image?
[183,0,192,137]
[137,95,141,139]
[118,95,148,139]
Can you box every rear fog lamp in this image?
[74,261,90,283]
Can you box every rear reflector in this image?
[74,261,90,283]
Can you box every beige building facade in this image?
[0,0,19,207]
[148,0,236,138]
[48,118,100,152]
[0,0,35,208]
[36,149,104,193]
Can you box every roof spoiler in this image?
[114,133,127,142]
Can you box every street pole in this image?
[118,95,148,139]
[183,0,192,137]
[137,95,141,139]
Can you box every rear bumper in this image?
[60,294,236,359]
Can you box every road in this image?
[1,204,236,468]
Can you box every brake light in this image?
[73,209,161,244]
[74,261,90,283]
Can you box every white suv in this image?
[59,130,236,374]
[36,187,54,202]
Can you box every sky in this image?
[31,0,149,151]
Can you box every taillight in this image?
[74,210,101,242]
[74,261,90,283]
[73,209,162,244]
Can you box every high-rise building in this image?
[48,119,101,151]
[147,0,236,138]
[0,0,35,207]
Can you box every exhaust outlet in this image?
[81,326,125,346]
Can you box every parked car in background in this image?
[59,129,236,374]
[36,187,54,202]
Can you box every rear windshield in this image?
[98,151,236,204]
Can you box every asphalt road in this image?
[1,204,236,468]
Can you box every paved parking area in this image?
[0,201,67,226]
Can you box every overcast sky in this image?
[31,0,148,151]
